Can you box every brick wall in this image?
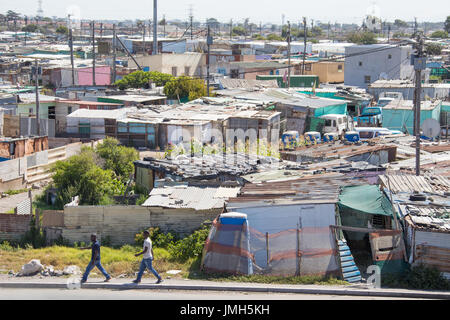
[60,205,221,246]
[0,214,32,241]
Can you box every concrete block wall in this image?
[60,205,221,246]
[0,214,31,241]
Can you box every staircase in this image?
[338,239,362,283]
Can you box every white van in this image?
[354,127,392,140]
[320,114,353,135]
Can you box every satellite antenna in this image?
[421,119,441,139]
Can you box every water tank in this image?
[305,131,321,143]
[323,132,338,142]
[345,131,360,142]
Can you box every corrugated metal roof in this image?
[142,185,240,210]
[379,174,450,195]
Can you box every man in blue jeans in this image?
[80,233,111,284]
[133,230,163,284]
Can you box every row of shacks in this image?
[136,135,450,283]
[59,87,365,150]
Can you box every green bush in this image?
[382,265,450,290]
[0,241,19,252]
[168,225,210,262]
[134,227,177,249]
[19,219,46,249]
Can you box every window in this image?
[184,66,190,75]
[171,67,178,76]
[230,69,239,79]
[388,54,392,59]
[68,106,72,114]
[338,118,343,125]
[338,64,343,72]
[305,64,311,71]
[332,120,336,127]
[364,75,371,84]
[358,61,363,67]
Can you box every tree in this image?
[394,19,408,28]
[266,33,283,41]
[95,137,139,182]
[22,24,38,33]
[164,76,209,101]
[425,43,442,55]
[347,31,377,44]
[114,70,174,90]
[55,25,68,35]
[445,16,450,33]
[430,30,448,39]
[232,26,246,36]
[51,148,120,208]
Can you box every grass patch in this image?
[0,245,194,278]
[186,262,348,286]
[3,189,29,196]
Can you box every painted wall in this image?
[344,45,414,89]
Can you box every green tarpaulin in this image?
[338,185,393,217]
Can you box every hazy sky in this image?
[1,0,448,24]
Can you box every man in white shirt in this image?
[133,230,163,284]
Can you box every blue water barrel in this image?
[323,132,338,142]
[345,131,360,142]
[305,131,321,143]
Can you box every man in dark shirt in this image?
[80,233,111,284]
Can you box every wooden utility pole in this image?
[68,15,75,86]
[142,21,146,55]
[92,21,96,86]
[302,17,307,75]
[34,59,40,136]
[112,24,117,83]
[413,34,425,176]
[230,19,232,40]
[207,25,212,97]
[153,0,158,55]
[287,21,291,88]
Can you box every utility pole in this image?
[100,22,103,39]
[153,0,158,55]
[413,17,418,38]
[413,33,425,176]
[259,22,262,36]
[388,23,391,43]
[230,19,233,40]
[287,21,291,88]
[327,22,330,39]
[302,17,307,75]
[34,59,40,136]
[143,21,146,55]
[112,24,117,83]
[163,14,166,38]
[207,25,212,97]
[68,15,75,86]
[92,21,96,86]
[189,6,193,40]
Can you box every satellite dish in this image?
[379,72,388,80]
[421,119,441,139]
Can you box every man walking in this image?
[80,233,111,284]
[133,230,163,284]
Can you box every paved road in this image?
[0,288,421,300]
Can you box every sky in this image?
[1,0,448,25]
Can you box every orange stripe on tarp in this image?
[370,230,402,238]
[374,251,404,261]
[249,227,334,239]
[269,249,337,262]
[204,241,255,261]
